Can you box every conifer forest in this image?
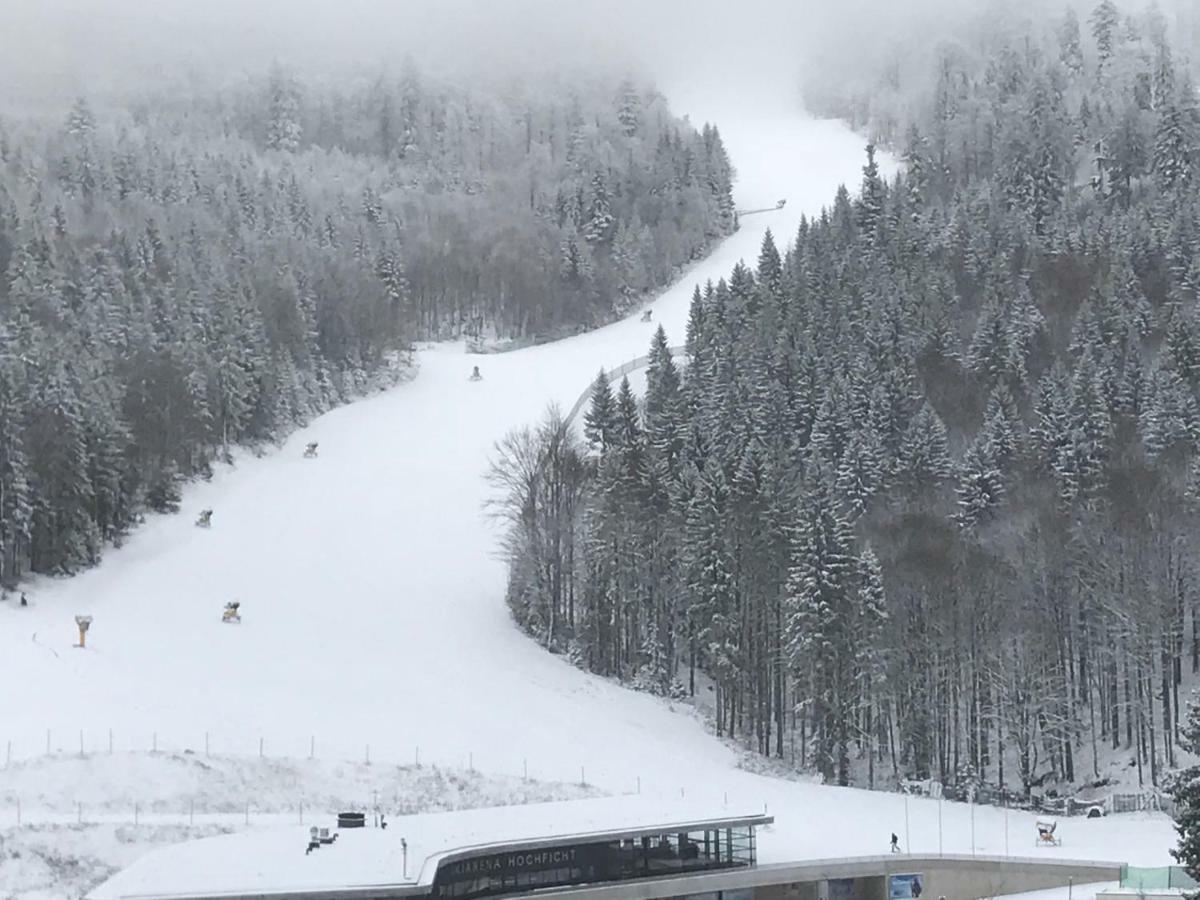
[489,1,1200,795]
[0,68,734,581]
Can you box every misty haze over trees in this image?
[491,0,1200,795]
[0,65,734,581]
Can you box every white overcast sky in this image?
[0,0,1186,113]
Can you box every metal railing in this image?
[1120,865,1199,891]
[565,346,688,429]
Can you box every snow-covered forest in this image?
[490,0,1200,797]
[0,68,734,581]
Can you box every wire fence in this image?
[2,724,720,811]
[0,727,689,832]
[899,777,1174,819]
[1,727,617,785]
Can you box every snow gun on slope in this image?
[195,508,213,528]
[1036,819,1061,846]
[304,441,319,458]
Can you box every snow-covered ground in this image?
[0,80,1181,898]
[1000,884,1121,900]
[0,751,598,821]
[0,752,596,898]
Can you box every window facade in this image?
[432,825,757,900]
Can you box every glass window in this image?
[433,823,759,900]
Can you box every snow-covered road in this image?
[0,84,1178,871]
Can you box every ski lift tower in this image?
[74,614,93,649]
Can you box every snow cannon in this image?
[641,309,653,322]
[74,614,93,648]
[195,508,213,528]
[469,366,482,382]
[1035,819,1061,846]
[303,441,319,458]
[222,601,241,624]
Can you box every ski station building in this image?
[88,796,1122,900]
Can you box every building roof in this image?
[88,795,772,900]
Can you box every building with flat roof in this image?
[87,796,1124,900]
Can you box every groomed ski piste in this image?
[0,78,1180,897]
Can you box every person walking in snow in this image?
[890,833,900,853]
[19,592,27,607]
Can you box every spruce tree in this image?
[856,544,888,789]
[785,476,857,784]
[1171,692,1200,882]
[583,370,616,453]
[1090,0,1120,70]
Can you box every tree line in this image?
[489,2,1200,795]
[0,66,734,582]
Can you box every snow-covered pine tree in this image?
[898,402,953,494]
[644,327,685,478]
[858,144,885,246]
[955,437,1006,529]
[684,459,738,734]
[855,544,888,789]
[615,79,641,138]
[265,68,302,153]
[583,370,616,453]
[0,352,32,581]
[1090,0,1121,70]
[1058,8,1085,76]
[1171,692,1200,883]
[784,475,857,784]
[584,171,614,245]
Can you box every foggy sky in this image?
[0,0,979,111]
[0,0,1186,116]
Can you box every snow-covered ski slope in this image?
[0,85,1178,869]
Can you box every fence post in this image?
[415,745,420,767]
[134,803,139,826]
[310,736,315,760]
[245,802,249,825]
[205,732,210,757]
[5,740,10,768]
[580,766,585,786]
[522,758,527,781]
[78,800,82,824]
[365,745,370,765]
[45,729,50,755]
[79,730,84,757]
[299,802,304,824]
[636,776,640,795]
[259,737,264,758]
[469,752,473,771]
[108,729,113,754]
[152,732,157,753]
